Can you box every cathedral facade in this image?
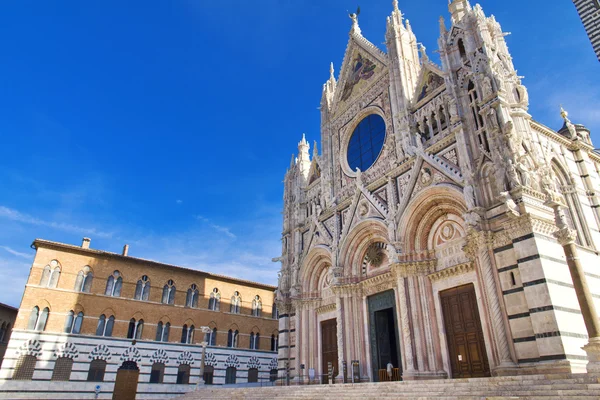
[275,0,600,383]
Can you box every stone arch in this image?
[250,325,260,334]
[100,307,116,318]
[339,219,388,277]
[300,246,332,293]
[157,315,171,324]
[399,184,467,253]
[183,318,196,326]
[131,311,145,321]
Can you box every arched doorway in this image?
[112,361,139,400]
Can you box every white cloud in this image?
[195,215,236,239]
[0,246,31,259]
[176,199,183,204]
[0,205,113,238]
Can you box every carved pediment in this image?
[414,67,446,105]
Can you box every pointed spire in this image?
[419,43,429,63]
[313,140,319,158]
[297,134,311,180]
[439,16,447,35]
[393,0,399,11]
[289,154,295,169]
[329,62,335,82]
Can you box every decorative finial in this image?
[560,105,569,121]
[313,140,318,158]
[439,16,447,34]
[419,43,428,61]
[330,62,335,81]
[405,19,413,33]
[348,6,361,34]
[290,154,295,169]
[393,0,399,11]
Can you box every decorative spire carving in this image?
[560,106,577,140]
[348,6,361,35]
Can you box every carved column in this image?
[334,292,345,381]
[395,275,416,375]
[464,230,515,368]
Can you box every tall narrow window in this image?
[128,318,144,339]
[162,280,176,305]
[134,275,150,301]
[35,307,49,331]
[27,307,39,330]
[186,284,199,308]
[252,295,262,317]
[458,38,467,62]
[96,314,106,336]
[64,311,75,333]
[209,288,221,311]
[105,271,122,297]
[206,327,217,346]
[87,359,106,382]
[74,266,93,293]
[135,319,144,339]
[227,329,235,347]
[230,291,241,314]
[249,332,260,350]
[40,261,61,288]
[187,325,194,344]
[272,303,278,319]
[439,105,448,131]
[105,315,115,337]
[72,312,84,334]
[156,321,169,342]
[271,334,278,351]
[128,318,136,339]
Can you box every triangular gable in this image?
[413,65,446,104]
[332,32,388,114]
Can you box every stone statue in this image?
[481,75,493,99]
[506,158,521,190]
[464,183,477,209]
[486,107,499,131]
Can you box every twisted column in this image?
[465,230,514,367]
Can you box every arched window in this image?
[40,263,61,288]
[150,362,165,383]
[74,266,93,293]
[225,366,236,384]
[230,291,241,314]
[162,280,176,305]
[127,318,143,339]
[27,307,39,330]
[155,321,170,342]
[105,271,122,297]
[208,288,221,311]
[205,327,217,346]
[134,275,150,301]
[458,38,467,61]
[13,354,37,380]
[271,333,278,351]
[248,368,258,383]
[186,284,199,308]
[272,303,278,319]
[251,295,262,317]
[203,365,214,385]
[431,111,438,136]
[249,332,260,350]
[176,364,190,384]
[181,324,194,344]
[37,307,49,331]
[439,105,448,131]
[87,359,106,382]
[96,314,115,337]
[51,357,73,381]
[227,329,238,348]
[64,311,84,334]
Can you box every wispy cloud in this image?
[0,205,113,238]
[195,215,236,239]
[176,199,183,204]
[0,246,31,259]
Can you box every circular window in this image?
[347,114,386,172]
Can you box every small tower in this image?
[297,134,311,181]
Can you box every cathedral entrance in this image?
[112,361,139,400]
[367,290,401,381]
[440,284,490,378]
[321,318,338,384]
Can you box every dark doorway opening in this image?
[112,361,139,400]
[368,290,402,381]
[320,318,338,384]
[374,308,399,371]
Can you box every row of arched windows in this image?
[38,265,275,318]
[13,353,278,384]
[28,306,277,350]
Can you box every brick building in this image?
[0,237,278,399]
[0,302,17,369]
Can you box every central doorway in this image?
[112,361,139,400]
[440,283,490,378]
[321,318,338,384]
[368,290,401,381]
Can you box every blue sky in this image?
[0,1,598,308]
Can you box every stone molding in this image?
[316,303,336,315]
[428,262,474,282]
[390,261,436,278]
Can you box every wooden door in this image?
[112,361,139,400]
[441,284,490,378]
[321,319,338,384]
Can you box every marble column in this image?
[396,276,416,375]
[335,294,345,381]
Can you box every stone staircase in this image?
[177,374,600,400]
